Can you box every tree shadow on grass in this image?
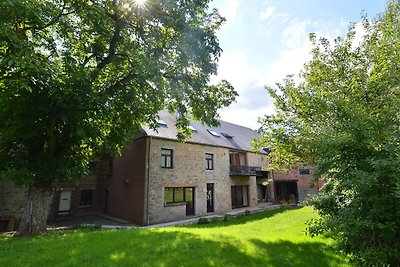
[1,229,265,267]
[249,239,350,267]
[0,226,349,267]
[187,206,301,229]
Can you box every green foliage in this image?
[197,217,209,224]
[0,207,351,266]
[255,1,400,265]
[0,0,237,186]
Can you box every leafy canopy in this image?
[0,0,237,186]
[254,0,400,265]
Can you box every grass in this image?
[0,207,350,267]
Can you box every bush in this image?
[198,218,209,224]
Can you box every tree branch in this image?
[25,1,81,32]
[106,73,137,95]
[91,22,122,81]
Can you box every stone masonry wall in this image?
[0,182,27,231]
[147,138,267,224]
[247,152,268,168]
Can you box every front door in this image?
[58,190,72,214]
[206,183,214,212]
[185,187,195,216]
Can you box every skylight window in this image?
[207,129,220,137]
[262,147,271,154]
[157,119,167,127]
[221,132,233,139]
[188,125,197,132]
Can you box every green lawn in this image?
[0,207,350,267]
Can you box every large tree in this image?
[0,0,237,235]
[255,1,400,265]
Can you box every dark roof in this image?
[142,110,265,153]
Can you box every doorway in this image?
[58,190,72,214]
[206,183,214,212]
[275,181,298,204]
[231,185,249,209]
[184,187,195,216]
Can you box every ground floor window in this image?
[80,189,94,206]
[164,187,195,216]
[164,187,193,204]
[231,185,249,209]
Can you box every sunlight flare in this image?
[133,0,147,7]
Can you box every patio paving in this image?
[47,203,292,230]
[48,214,134,229]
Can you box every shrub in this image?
[198,218,209,224]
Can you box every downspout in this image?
[146,136,152,226]
[271,169,276,204]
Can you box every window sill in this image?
[164,202,186,207]
[79,205,94,208]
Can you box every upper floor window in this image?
[207,129,220,137]
[161,148,173,168]
[221,132,233,139]
[229,151,247,166]
[157,119,167,127]
[188,125,197,132]
[205,153,214,170]
[299,167,310,175]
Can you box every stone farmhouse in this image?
[1,111,321,231]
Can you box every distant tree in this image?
[254,1,400,265]
[0,0,237,235]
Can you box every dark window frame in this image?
[229,151,247,167]
[207,183,214,213]
[164,187,194,204]
[161,148,173,169]
[79,189,94,206]
[299,167,310,175]
[205,153,214,170]
[231,185,249,209]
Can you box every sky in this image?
[209,0,387,130]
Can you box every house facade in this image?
[1,111,322,230]
[96,111,271,225]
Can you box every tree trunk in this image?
[18,185,53,236]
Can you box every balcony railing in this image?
[229,165,261,176]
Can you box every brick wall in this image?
[105,137,147,225]
[273,165,323,201]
